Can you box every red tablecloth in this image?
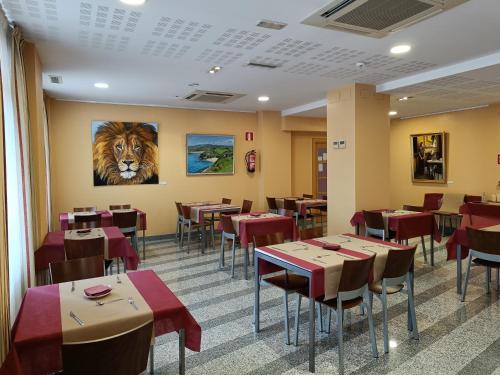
[459,202,500,226]
[59,209,147,231]
[296,199,327,216]
[257,234,409,298]
[350,210,441,243]
[34,227,139,272]
[0,270,201,375]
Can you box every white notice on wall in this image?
[317,156,323,161]
[318,164,324,172]
[322,153,327,160]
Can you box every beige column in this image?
[256,111,291,210]
[327,83,391,233]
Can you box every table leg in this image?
[430,234,434,266]
[457,245,462,294]
[309,296,316,373]
[201,221,206,254]
[149,345,155,375]
[356,224,360,236]
[179,329,185,375]
[244,246,249,280]
[143,229,146,261]
[254,252,260,331]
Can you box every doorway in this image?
[312,139,327,198]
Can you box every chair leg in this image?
[486,266,491,294]
[210,223,215,250]
[180,222,185,248]
[317,303,323,333]
[337,304,344,375]
[461,254,473,302]
[219,233,225,269]
[294,294,302,346]
[407,274,419,340]
[382,289,389,353]
[231,238,236,278]
[420,236,428,264]
[497,269,499,291]
[365,296,378,358]
[327,309,332,334]
[187,222,192,254]
[284,292,290,345]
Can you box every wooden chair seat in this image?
[297,288,364,310]
[369,281,404,295]
[264,274,309,291]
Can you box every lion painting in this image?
[92,121,159,186]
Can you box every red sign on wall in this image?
[245,132,254,141]
[498,154,500,165]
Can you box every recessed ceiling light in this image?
[188,83,199,87]
[214,66,221,71]
[120,0,146,5]
[94,82,109,89]
[208,66,222,74]
[390,44,411,54]
[399,96,409,101]
[258,96,270,102]
[389,111,398,116]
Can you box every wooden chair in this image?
[369,246,418,353]
[49,255,104,284]
[109,204,131,210]
[255,232,308,345]
[302,194,313,199]
[241,200,253,214]
[295,256,378,375]
[220,215,247,278]
[266,197,278,214]
[299,226,323,241]
[363,210,395,241]
[71,214,102,230]
[222,198,232,204]
[461,227,500,302]
[180,205,213,253]
[113,210,139,256]
[284,198,299,224]
[61,320,153,375]
[74,207,96,212]
[64,237,105,260]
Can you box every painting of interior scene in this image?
[411,132,446,183]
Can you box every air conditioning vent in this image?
[256,19,288,30]
[247,61,280,69]
[302,0,469,38]
[48,75,63,84]
[183,90,245,104]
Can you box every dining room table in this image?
[35,227,140,277]
[218,212,298,279]
[275,197,327,216]
[59,208,148,259]
[254,233,413,373]
[350,209,441,265]
[0,270,201,375]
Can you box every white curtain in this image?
[0,15,35,323]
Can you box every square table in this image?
[59,208,148,259]
[35,227,140,275]
[219,212,298,279]
[350,209,441,265]
[254,234,413,373]
[275,198,327,216]
[1,270,201,375]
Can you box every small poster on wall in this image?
[186,134,234,175]
[410,132,446,183]
[92,121,159,186]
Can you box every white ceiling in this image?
[3,0,500,116]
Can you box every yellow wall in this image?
[390,103,500,208]
[291,131,326,196]
[24,42,50,247]
[282,116,326,132]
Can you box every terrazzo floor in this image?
[133,229,500,375]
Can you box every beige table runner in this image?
[67,211,96,224]
[266,235,397,300]
[190,204,240,223]
[439,193,465,213]
[64,228,109,259]
[381,209,419,233]
[231,213,281,235]
[484,224,500,232]
[59,274,153,343]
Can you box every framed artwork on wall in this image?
[186,134,235,175]
[92,121,159,186]
[410,132,446,183]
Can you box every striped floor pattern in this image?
[136,232,500,375]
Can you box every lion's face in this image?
[93,122,159,185]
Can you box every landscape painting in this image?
[186,134,234,175]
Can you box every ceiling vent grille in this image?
[247,61,280,69]
[302,0,469,38]
[183,90,245,104]
[48,75,63,84]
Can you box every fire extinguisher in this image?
[245,150,256,173]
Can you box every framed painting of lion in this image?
[92,121,159,186]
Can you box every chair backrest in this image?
[266,197,277,210]
[220,215,236,234]
[303,194,313,199]
[440,193,465,213]
[363,210,384,230]
[74,207,96,212]
[222,198,232,204]
[112,211,137,230]
[382,246,416,280]
[181,205,192,220]
[253,232,285,247]
[109,204,131,210]
[64,237,105,260]
[422,193,443,211]
[62,320,153,375]
[277,208,294,217]
[321,195,327,200]
[50,255,104,284]
[338,255,375,294]
[283,198,297,211]
[299,226,323,240]
[464,195,481,203]
[466,227,500,256]
[72,214,102,229]
[241,200,253,214]
[175,202,183,216]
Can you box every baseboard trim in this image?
[145,233,177,242]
